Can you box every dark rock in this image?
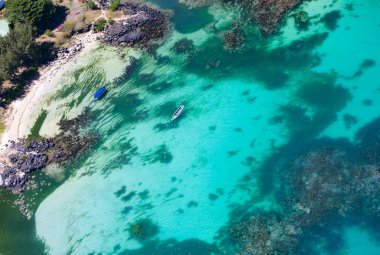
[9,154,19,163]
[0,108,98,192]
[19,154,48,173]
[102,2,169,47]
[97,0,112,9]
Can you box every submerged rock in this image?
[224,28,245,50]
[171,38,195,54]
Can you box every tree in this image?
[109,0,121,11]
[94,18,107,32]
[5,0,56,31]
[0,23,38,80]
[87,0,98,10]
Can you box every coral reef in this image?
[223,25,245,50]
[218,117,380,254]
[251,0,303,35]
[293,11,309,31]
[171,38,195,54]
[128,218,159,241]
[220,0,304,34]
[224,214,301,254]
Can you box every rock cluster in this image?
[102,2,169,47]
[95,0,112,9]
[0,108,98,192]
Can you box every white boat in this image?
[171,104,184,122]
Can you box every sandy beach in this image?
[0,32,101,147]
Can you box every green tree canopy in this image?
[5,0,56,31]
[0,23,38,80]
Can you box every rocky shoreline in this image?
[0,108,97,193]
[102,2,169,47]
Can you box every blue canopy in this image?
[94,86,106,100]
[0,0,5,11]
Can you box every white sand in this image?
[0,32,100,146]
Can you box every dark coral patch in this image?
[114,186,127,198]
[321,10,342,31]
[122,206,133,215]
[121,192,136,202]
[187,201,199,208]
[209,193,218,201]
[142,144,173,164]
[128,219,159,241]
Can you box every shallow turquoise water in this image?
[3,0,380,254]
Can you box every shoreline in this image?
[0,0,170,193]
[0,32,101,147]
[0,1,170,148]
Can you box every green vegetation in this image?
[29,109,48,138]
[0,23,38,81]
[94,18,107,32]
[61,20,76,37]
[0,119,5,136]
[44,29,54,37]
[86,0,98,10]
[0,23,55,107]
[5,0,56,31]
[109,0,121,11]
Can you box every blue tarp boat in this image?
[0,0,5,11]
[94,86,106,100]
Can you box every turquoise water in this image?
[2,0,380,254]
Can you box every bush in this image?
[0,23,55,107]
[86,0,98,10]
[109,0,121,11]
[0,23,37,81]
[45,29,54,37]
[5,0,56,31]
[108,18,115,25]
[94,18,107,32]
[61,20,76,37]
